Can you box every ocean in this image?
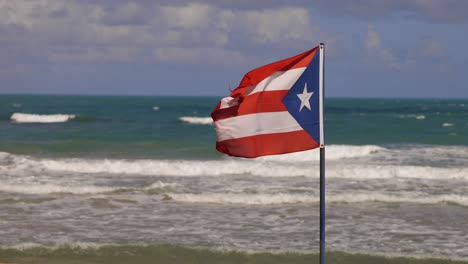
[1,95,468,263]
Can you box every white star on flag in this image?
[296,83,313,111]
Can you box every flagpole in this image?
[318,43,326,264]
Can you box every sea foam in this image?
[11,113,76,123]
[2,143,468,182]
[258,145,384,162]
[2,149,468,180]
[167,192,468,206]
[167,193,314,205]
[0,184,116,194]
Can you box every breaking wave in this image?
[0,184,116,194]
[167,192,468,206]
[179,116,212,125]
[11,113,76,123]
[258,145,384,162]
[1,148,468,180]
[145,181,179,190]
[0,181,178,195]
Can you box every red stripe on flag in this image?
[229,47,318,98]
[216,130,319,158]
[212,90,289,121]
[237,90,288,115]
[211,103,240,121]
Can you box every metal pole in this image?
[320,146,325,264]
[318,43,325,264]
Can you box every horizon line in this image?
[1,92,467,100]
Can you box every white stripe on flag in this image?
[214,112,302,141]
[245,68,306,96]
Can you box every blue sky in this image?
[1,0,467,98]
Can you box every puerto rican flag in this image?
[211,46,324,158]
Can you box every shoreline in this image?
[1,245,467,264]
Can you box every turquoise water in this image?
[0,95,219,158]
[1,95,468,261]
[0,95,466,158]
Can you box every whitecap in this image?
[11,113,76,123]
[179,116,212,125]
[399,114,425,120]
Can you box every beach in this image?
[2,246,468,264]
[1,95,467,263]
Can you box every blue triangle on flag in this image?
[282,50,321,144]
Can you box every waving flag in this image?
[211,46,324,158]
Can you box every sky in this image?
[1,0,467,98]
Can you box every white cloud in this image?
[364,25,448,71]
[0,0,43,28]
[365,24,401,69]
[0,1,327,66]
[155,4,319,47]
[154,47,246,65]
[159,3,213,30]
[49,46,141,63]
[224,7,317,44]
[106,2,146,25]
[310,0,468,23]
